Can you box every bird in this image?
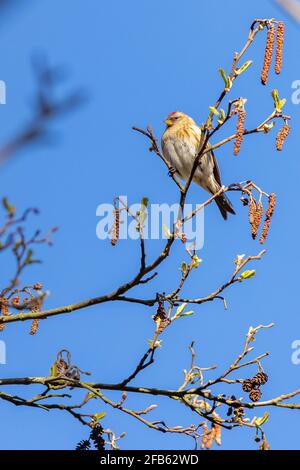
[161,111,235,220]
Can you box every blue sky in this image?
[0,0,299,450]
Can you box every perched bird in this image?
[162,111,235,220]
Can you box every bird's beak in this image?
[164,119,173,127]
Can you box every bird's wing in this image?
[211,149,222,187]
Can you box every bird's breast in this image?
[162,127,201,180]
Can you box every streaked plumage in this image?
[162,111,235,220]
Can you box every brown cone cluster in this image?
[242,370,268,402]
[260,193,276,244]
[234,109,246,156]
[249,388,262,402]
[275,21,284,75]
[111,207,120,246]
[276,123,291,151]
[233,406,245,422]
[261,24,275,85]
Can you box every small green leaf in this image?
[2,197,16,217]
[148,339,162,349]
[219,68,228,85]
[209,106,220,117]
[205,115,212,128]
[235,60,253,75]
[180,311,194,317]
[271,89,286,112]
[175,303,187,317]
[181,261,187,274]
[240,269,256,280]
[94,412,106,421]
[225,77,232,92]
[279,98,286,110]
[271,89,280,107]
[218,68,233,92]
[254,412,270,427]
[263,121,275,133]
[191,255,202,268]
[217,108,226,124]
[25,249,33,265]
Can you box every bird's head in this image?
[164,111,193,127]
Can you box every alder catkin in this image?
[111,207,120,246]
[276,124,291,151]
[233,109,246,156]
[252,201,263,240]
[260,193,276,244]
[248,197,256,227]
[261,24,275,85]
[30,319,39,335]
[275,21,284,74]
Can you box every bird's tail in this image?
[215,194,236,220]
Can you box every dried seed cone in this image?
[234,109,246,156]
[30,319,39,335]
[234,406,245,420]
[249,388,262,402]
[276,124,291,151]
[260,193,276,244]
[275,21,284,74]
[111,207,120,246]
[261,24,275,85]
[254,371,269,385]
[242,379,255,392]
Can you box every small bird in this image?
[162,111,235,220]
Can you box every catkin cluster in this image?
[261,21,285,84]
[201,423,222,449]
